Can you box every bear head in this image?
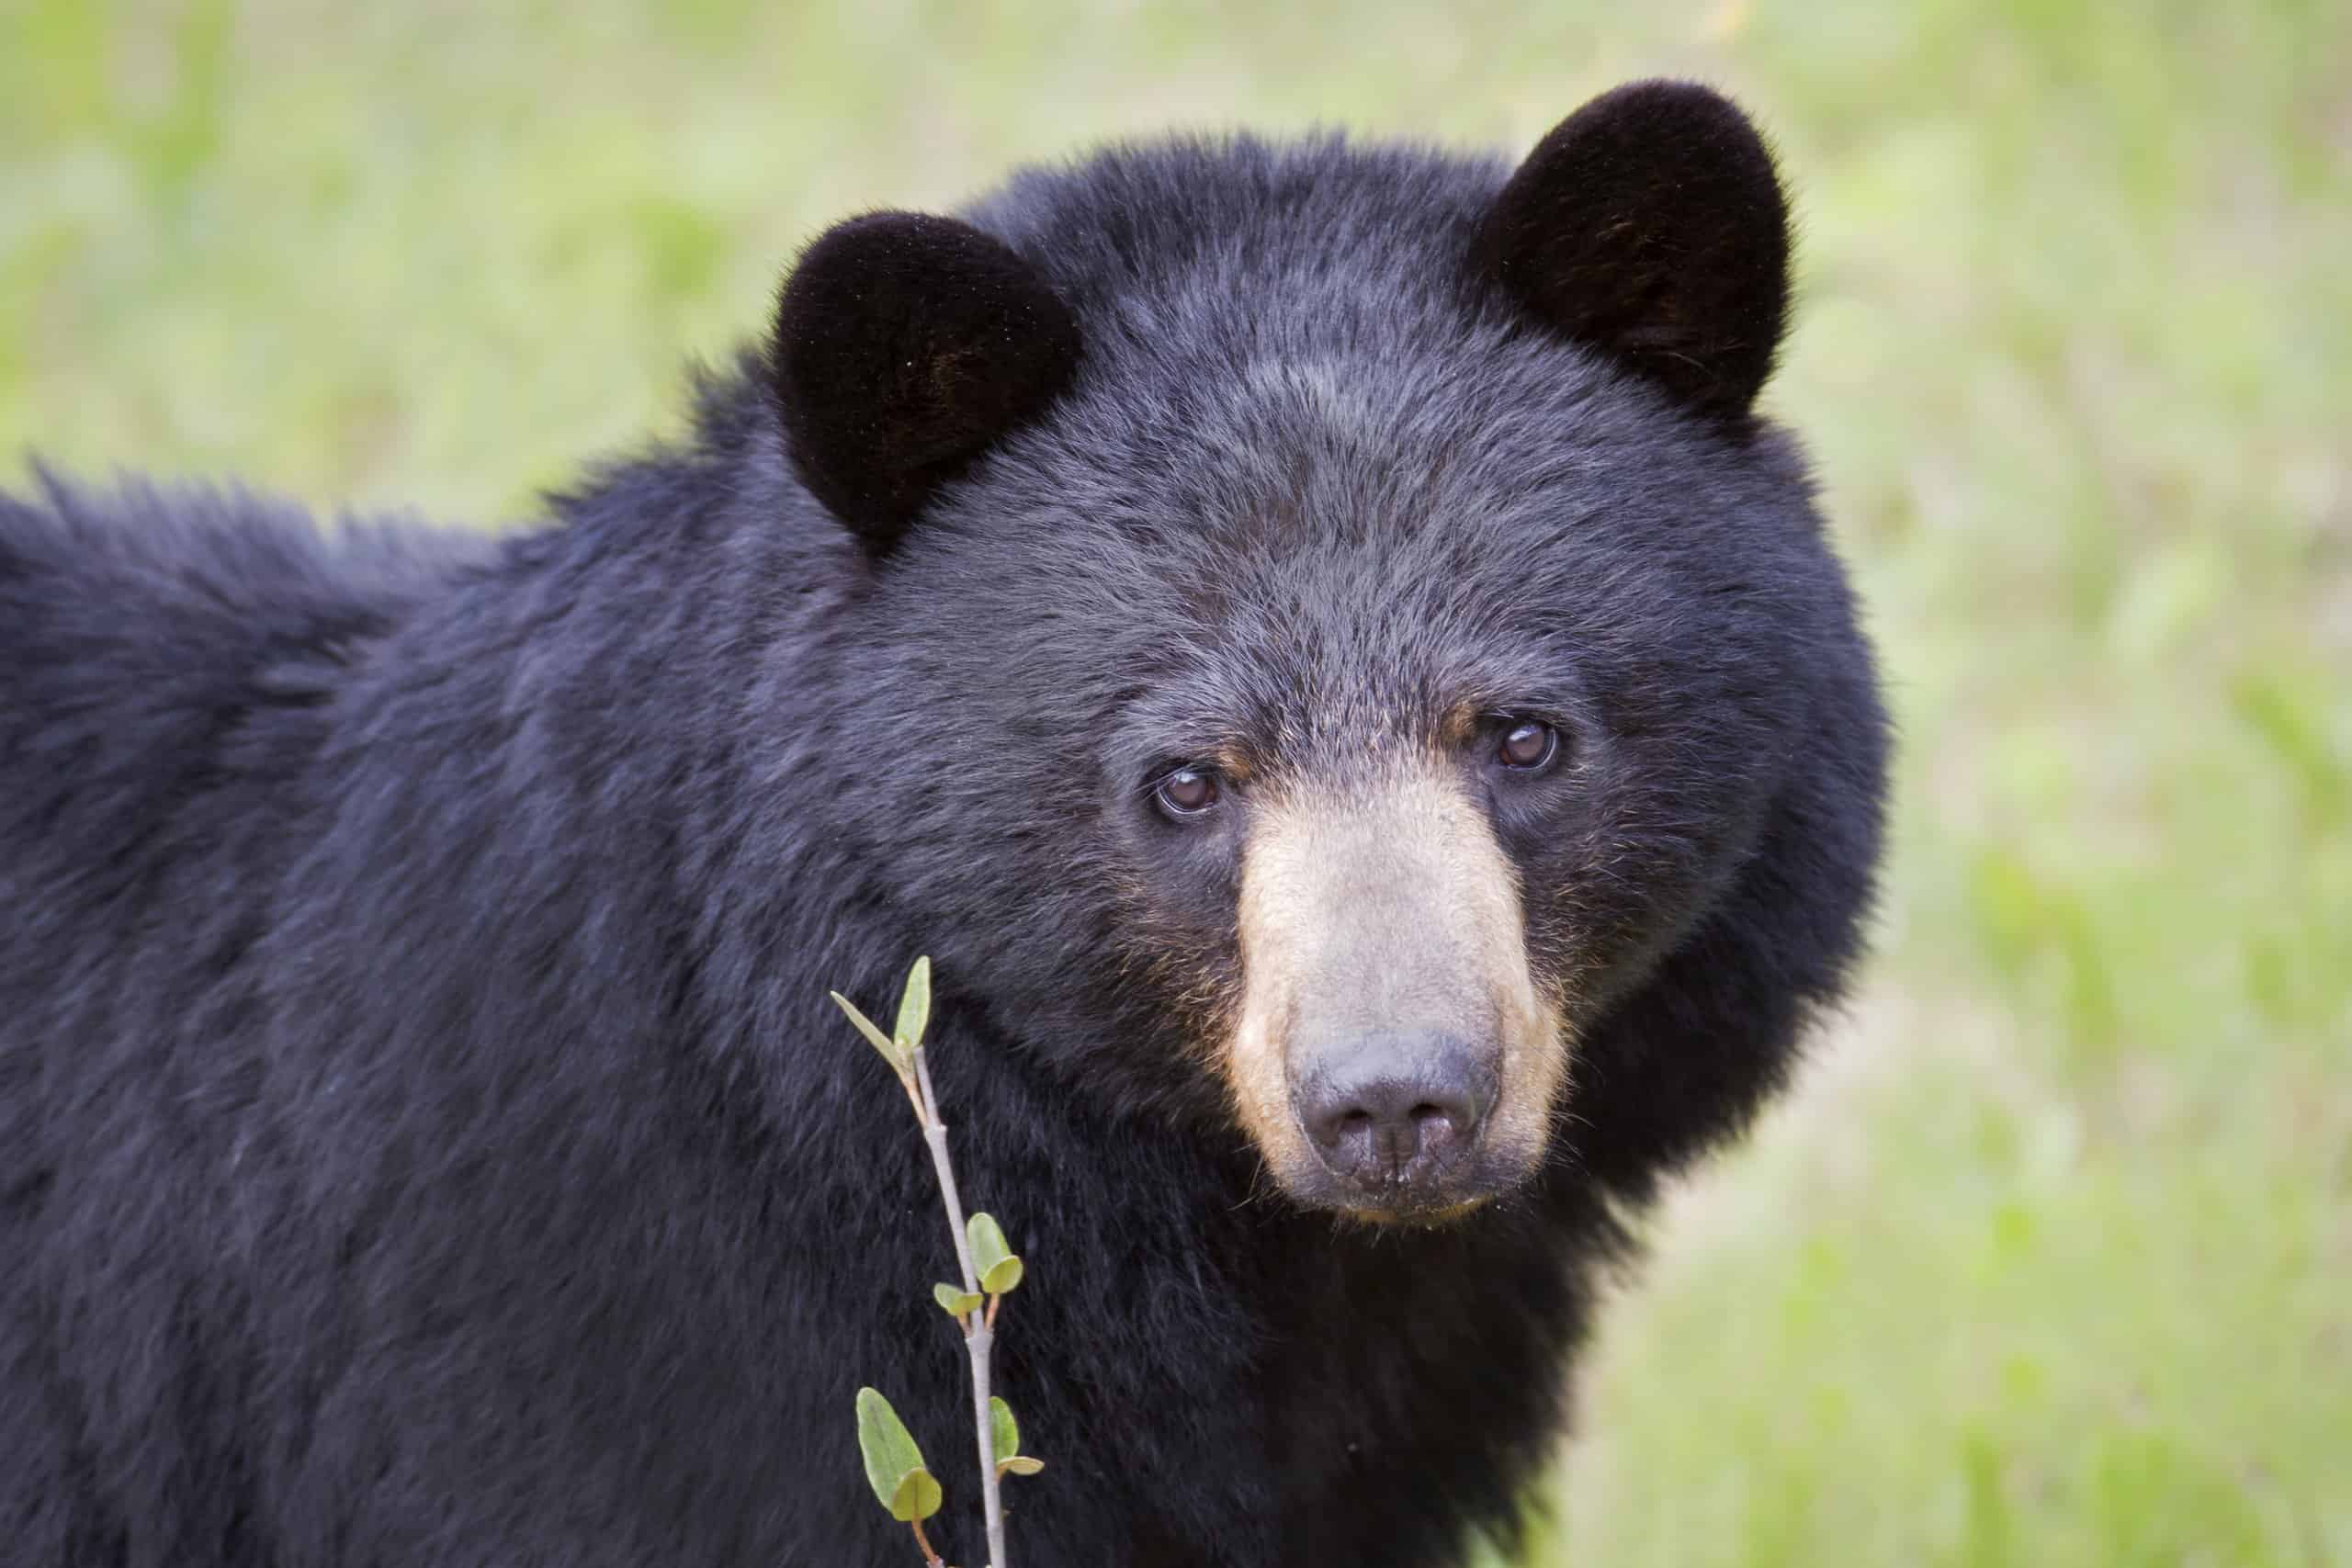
[770,82,1845,1224]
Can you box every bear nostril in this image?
[1295,1048,1492,1190]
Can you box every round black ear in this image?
[1474,81,1791,422]
[770,210,1081,557]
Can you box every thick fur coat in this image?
[0,84,1886,1567]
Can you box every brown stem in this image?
[910,1516,945,1568]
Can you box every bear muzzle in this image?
[1223,763,1571,1222]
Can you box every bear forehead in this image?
[895,360,1784,740]
[936,323,1758,645]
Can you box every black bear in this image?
[0,81,1886,1567]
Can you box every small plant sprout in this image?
[989,1397,1043,1479]
[855,1387,946,1565]
[833,957,1042,1568]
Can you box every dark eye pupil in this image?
[1158,768,1217,815]
[1499,721,1555,770]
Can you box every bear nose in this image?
[1295,1038,1494,1191]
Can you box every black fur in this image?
[771,210,1083,556]
[1476,80,1791,420]
[0,83,1886,1568]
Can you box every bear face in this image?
[775,83,1856,1223]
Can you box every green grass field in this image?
[4,1,2346,1562]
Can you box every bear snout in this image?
[1220,764,1570,1218]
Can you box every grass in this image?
[4,1,2346,1562]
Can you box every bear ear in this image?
[1474,81,1791,422]
[770,210,1081,557]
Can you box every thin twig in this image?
[914,1049,981,1294]
[910,1047,1009,1568]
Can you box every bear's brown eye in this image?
[1497,720,1559,772]
[1154,766,1220,818]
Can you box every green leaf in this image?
[967,1213,1009,1272]
[893,955,932,1053]
[990,1396,1041,1475]
[989,1396,1020,1466]
[831,991,910,1077]
[854,1388,942,1522]
[933,1282,983,1319]
[967,1213,1023,1295]
[888,1467,944,1523]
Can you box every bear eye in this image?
[1153,766,1220,819]
[1496,719,1560,772]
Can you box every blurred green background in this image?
[3,0,2346,1562]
